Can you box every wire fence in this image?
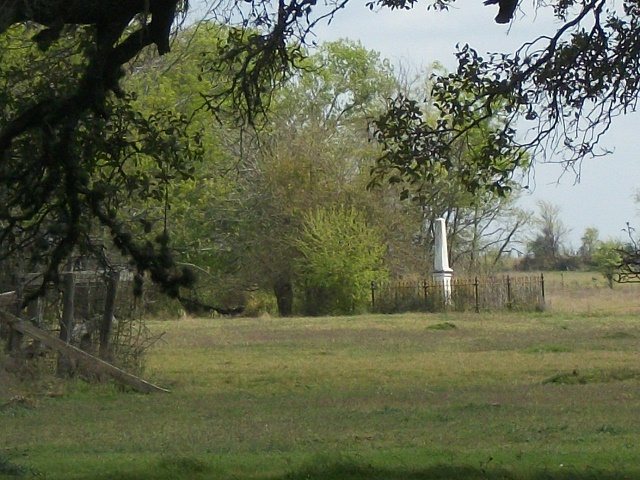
[1,269,158,371]
[370,274,545,313]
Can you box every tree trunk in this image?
[273,277,293,317]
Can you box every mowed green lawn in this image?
[4,308,640,479]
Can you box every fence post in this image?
[370,281,376,311]
[474,276,480,313]
[506,275,512,308]
[59,272,75,344]
[57,270,76,376]
[540,273,545,303]
[28,296,44,328]
[423,280,428,308]
[100,271,119,359]
[7,285,24,353]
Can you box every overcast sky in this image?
[192,0,640,248]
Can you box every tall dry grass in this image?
[542,271,640,315]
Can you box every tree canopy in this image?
[1,0,638,302]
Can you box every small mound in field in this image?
[426,322,457,331]
[543,369,640,385]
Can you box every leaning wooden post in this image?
[0,311,170,393]
[100,271,119,359]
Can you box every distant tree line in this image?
[516,200,637,289]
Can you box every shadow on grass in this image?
[0,453,28,478]
[27,457,640,480]
[281,460,639,480]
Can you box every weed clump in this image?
[0,452,26,477]
[426,322,457,331]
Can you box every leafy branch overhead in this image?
[0,0,366,304]
[372,0,640,196]
[0,0,195,302]
[370,90,528,200]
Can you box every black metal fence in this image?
[370,274,545,313]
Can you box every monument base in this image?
[432,270,453,305]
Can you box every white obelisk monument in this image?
[433,218,453,304]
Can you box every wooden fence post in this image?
[7,286,24,352]
[57,271,76,376]
[100,272,119,359]
[0,291,17,351]
[422,280,428,307]
[59,272,75,343]
[27,296,44,328]
[25,295,44,357]
[474,277,480,313]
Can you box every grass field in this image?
[3,273,640,479]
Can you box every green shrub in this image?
[295,207,387,315]
[243,290,279,317]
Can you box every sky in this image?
[310,0,640,249]
[191,0,640,248]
